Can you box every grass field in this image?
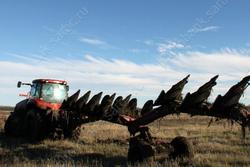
[0,110,250,167]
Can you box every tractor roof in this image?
[32,79,67,85]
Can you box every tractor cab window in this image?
[30,83,41,98]
[41,83,68,103]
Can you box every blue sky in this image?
[0,0,250,106]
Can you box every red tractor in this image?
[4,79,77,140]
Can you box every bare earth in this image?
[0,110,249,167]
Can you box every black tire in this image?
[128,137,154,163]
[25,110,44,141]
[4,99,29,137]
[4,113,14,136]
[4,113,21,136]
[169,136,194,159]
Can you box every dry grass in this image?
[0,111,250,167]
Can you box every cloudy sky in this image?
[0,0,250,106]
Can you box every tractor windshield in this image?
[41,83,68,103]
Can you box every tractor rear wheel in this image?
[4,100,29,137]
[4,112,24,136]
[25,110,44,140]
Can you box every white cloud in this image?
[166,49,250,74]
[0,50,250,107]
[188,26,220,33]
[80,37,107,45]
[157,41,185,55]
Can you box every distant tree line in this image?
[0,106,14,111]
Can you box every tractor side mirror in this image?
[17,81,32,88]
[66,85,69,91]
[17,81,22,88]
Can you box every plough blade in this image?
[154,75,190,106]
[123,94,132,105]
[141,100,153,116]
[213,75,250,109]
[75,90,91,112]
[164,74,190,103]
[60,89,80,110]
[85,92,103,112]
[180,75,218,110]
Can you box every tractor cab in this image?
[17,79,69,110]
